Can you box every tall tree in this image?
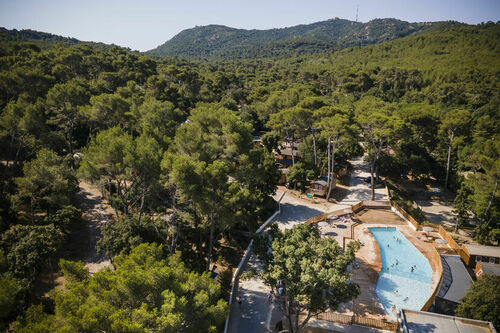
[79,126,135,216]
[317,110,357,199]
[455,274,500,328]
[14,243,228,332]
[45,79,90,155]
[439,109,471,189]
[356,97,398,200]
[14,149,78,220]
[0,98,45,168]
[254,224,360,333]
[170,155,239,272]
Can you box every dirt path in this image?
[75,181,114,273]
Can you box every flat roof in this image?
[481,263,500,276]
[464,244,500,258]
[402,309,496,333]
[437,255,472,303]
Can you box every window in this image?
[489,257,496,264]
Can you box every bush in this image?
[240,267,258,281]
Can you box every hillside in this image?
[0,27,128,52]
[147,18,445,59]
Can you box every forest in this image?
[147,18,440,59]
[0,21,498,331]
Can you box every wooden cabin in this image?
[309,175,336,197]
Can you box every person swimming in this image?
[410,267,414,272]
[404,297,408,301]
[394,290,398,294]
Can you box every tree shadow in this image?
[275,203,324,228]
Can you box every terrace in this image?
[306,201,452,331]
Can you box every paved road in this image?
[229,156,387,333]
[415,200,457,230]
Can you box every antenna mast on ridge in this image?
[356,5,359,22]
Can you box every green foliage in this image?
[0,18,499,330]
[254,224,360,333]
[99,214,166,258]
[14,149,78,219]
[455,274,500,328]
[1,224,62,285]
[240,267,258,281]
[43,205,82,230]
[148,18,438,59]
[58,259,88,282]
[0,277,21,329]
[261,132,281,153]
[14,243,228,332]
[287,162,314,192]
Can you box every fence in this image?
[305,201,365,226]
[420,248,444,311]
[437,226,471,265]
[390,201,420,230]
[316,312,398,331]
[223,192,285,333]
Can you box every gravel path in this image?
[75,181,114,273]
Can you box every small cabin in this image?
[309,175,336,197]
[464,244,500,272]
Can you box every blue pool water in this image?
[369,227,433,316]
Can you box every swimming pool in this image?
[369,227,433,316]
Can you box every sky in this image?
[0,0,499,51]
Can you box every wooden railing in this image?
[390,201,420,230]
[438,226,459,250]
[316,312,398,331]
[420,248,444,311]
[351,201,364,212]
[437,226,471,265]
[305,202,364,226]
[460,244,471,266]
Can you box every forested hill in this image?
[147,18,448,59]
[0,27,128,52]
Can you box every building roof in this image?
[481,263,500,276]
[278,148,298,157]
[401,309,497,333]
[464,244,500,258]
[437,255,473,303]
[276,158,294,166]
[311,180,328,187]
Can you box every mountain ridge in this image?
[0,27,131,52]
[147,18,456,59]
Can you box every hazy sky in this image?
[1,0,499,51]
